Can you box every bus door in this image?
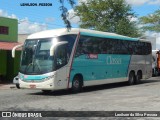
[54,44,68,89]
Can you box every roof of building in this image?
[0,42,22,50]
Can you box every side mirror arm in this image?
[50,41,68,56]
[12,44,23,58]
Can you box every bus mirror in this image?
[50,45,55,56]
[50,41,68,56]
[12,44,23,58]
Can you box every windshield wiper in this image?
[24,62,33,73]
[24,61,41,73]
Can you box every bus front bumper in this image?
[19,79,54,90]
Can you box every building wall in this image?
[0,50,7,76]
[0,17,18,42]
[0,17,19,82]
[18,34,29,43]
[14,51,21,76]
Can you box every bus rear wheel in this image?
[136,72,142,84]
[128,72,135,85]
[72,76,83,93]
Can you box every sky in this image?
[0,0,160,48]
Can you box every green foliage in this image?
[59,0,75,30]
[139,9,160,32]
[75,0,141,37]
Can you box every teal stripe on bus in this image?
[19,74,48,81]
[70,54,131,82]
[80,32,139,41]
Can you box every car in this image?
[13,76,20,89]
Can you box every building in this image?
[18,34,29,43]
[0,17,21,82]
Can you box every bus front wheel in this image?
[16,84,20,89]
[72,76,83,93]
[41,90,52,94]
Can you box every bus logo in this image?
[24,75,28,79]
[106,56,122,64]
[86,54,98,59]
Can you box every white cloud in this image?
[45,17,54,23]
[0,9,17,18]
[126,0,160,6]
[68,9,80,24]
[156,36,160,49]
[78,0,160,6]
[0,9,48,34]
[154,33,160,49]
[78,0,154,6]
[128,15,138,22]
[0,9,8,17]
[148,0,160,5]
[18,18,47,34]
[126,0,149,6]
[144,31,160,49]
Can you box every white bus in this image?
[12,28,152,92]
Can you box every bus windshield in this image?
[20,38,55,74]
[20,35,77,74]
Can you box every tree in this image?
[139,9,160,32]
[75,0,141,37]
[59,0,75,30]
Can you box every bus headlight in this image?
[43,75,54,81]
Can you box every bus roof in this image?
[27,28,139,41]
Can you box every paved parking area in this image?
[0,77,160,119]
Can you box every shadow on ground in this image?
[27,78,160,96]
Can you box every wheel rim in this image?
[130,76,134,83]
[73,79,79,88]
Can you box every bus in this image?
[12,28,152,92]
[152,50,160,76]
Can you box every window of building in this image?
[0,26,9,35]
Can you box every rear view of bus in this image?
[12,28,152,92]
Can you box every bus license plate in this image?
[30,85,36,88]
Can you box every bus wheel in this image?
[16,84,20,89]
[136,72,142,84]
[72,76,83,93]
[128,72,135,85]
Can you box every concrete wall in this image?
[18,34,29,43]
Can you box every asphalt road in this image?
[0,77,160,120]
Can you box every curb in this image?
[0,84,16,90]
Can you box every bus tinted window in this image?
[58,34,77,57]
[76,36,151,56]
